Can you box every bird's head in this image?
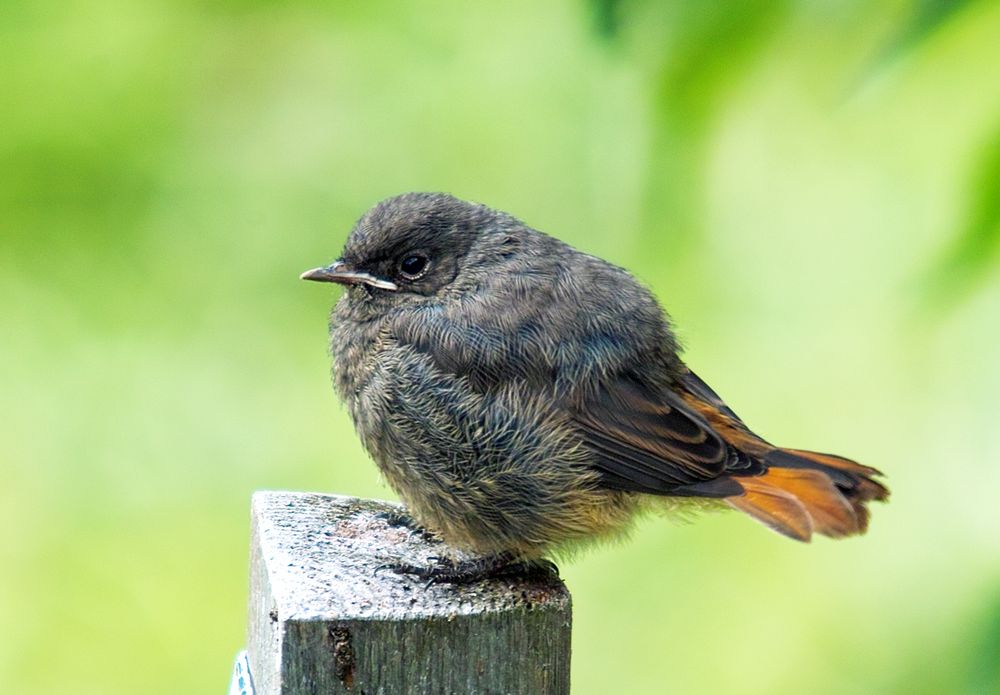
[301,193,516,312]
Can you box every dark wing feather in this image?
[677,366,745,425]
[571,374,758,497]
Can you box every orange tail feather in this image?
[676,383,889,540]
[727,448,889,541]
[727,474,813,541]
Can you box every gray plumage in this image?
[303,193,888,566]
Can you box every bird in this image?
[301,192,888,582]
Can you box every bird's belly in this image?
[348,346,635,557]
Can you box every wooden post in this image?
[241,491,572,695]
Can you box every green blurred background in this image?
[3,1,999,693]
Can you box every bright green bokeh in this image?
[2,1,999,693]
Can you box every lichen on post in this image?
[243,491,572,695]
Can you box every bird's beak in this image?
[299,260,398,291]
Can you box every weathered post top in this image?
[243,491,572,695]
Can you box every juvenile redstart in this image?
[302,193,888,582]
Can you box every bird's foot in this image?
[375,509,440,544]
[380,552,560,586]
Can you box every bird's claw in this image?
[373,553,560,586]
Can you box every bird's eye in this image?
[398,254,429,279]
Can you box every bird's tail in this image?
[726,448,889,541]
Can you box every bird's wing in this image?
[570,373,759,497]
[675,365,746,425]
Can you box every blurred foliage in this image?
[2,1,999,694]
[878,0,978,63]
[920,124,1000,310]
[963,590,1000,694]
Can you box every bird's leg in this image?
[383,552,560,585]
[374,509,440,544]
